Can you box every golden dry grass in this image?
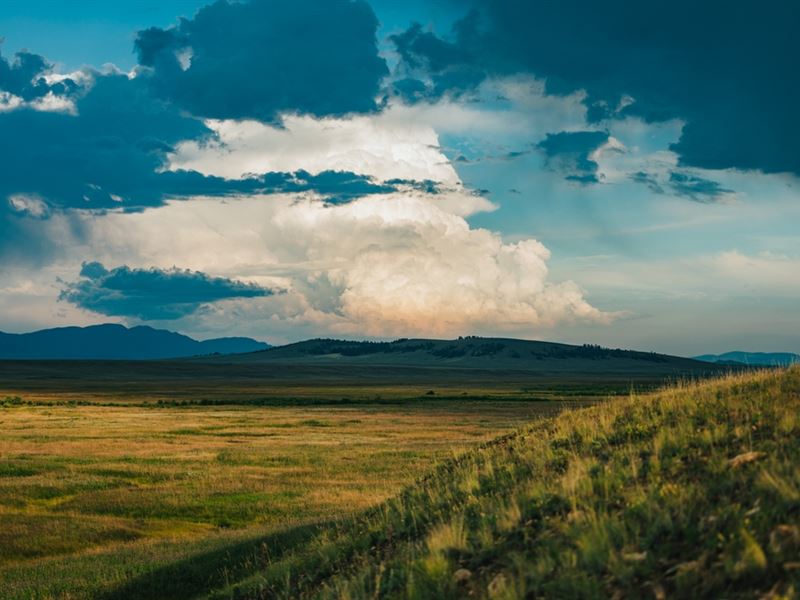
[0,398,566,598]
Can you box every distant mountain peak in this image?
[693,351,799,367]
[0,324,269,360]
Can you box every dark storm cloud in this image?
[0,63,419,267]
[279,170,395,204]
[0,204,88,267]
[134,0,388,122]
[0,67,206,262]
[389,77,429,104]
[630,172,665,195]
[60,262,276,320]
[629,170,732,202]
[389,15,485,101]
[0,61,416,221]
[0,71,212,212]
[133,169,405,205]
[391,1,800,176]
[1,0,398,246]
[383,178,443,196]
[391,22,468,72]
[0,48,78,101]
[667,172,733,203]
[537,131,610,184]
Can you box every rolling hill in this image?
[0,324,269,360]
[205,336,725,375]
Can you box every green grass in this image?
[0,400,563,599]
[0,354,714,405]
[1,368,792,599]
[206,368,800,599]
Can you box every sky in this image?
[0,0,798,355]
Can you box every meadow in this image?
[0,395,566,599]
[2,365,794,599]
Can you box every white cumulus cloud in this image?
[168,112,461,185]
[77,189,610,340]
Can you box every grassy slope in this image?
[213,368,800,600]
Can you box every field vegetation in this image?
[206,368,800,599]
[2,366,794,599]
[0,397,561,599]
[0,336,728,404]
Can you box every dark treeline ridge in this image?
[292,337,669,362]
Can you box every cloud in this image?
[667,172,734,203]
[630,171,664,195]
[390,2,800,177]
[551,249,800,356]
[0,70,211,212]
[164,77,598,193]
[7,194,50,219]
[389,17,485,100]
[0,65,433,253]
[77,191,611,337]
[559,250,800,301]
[536,131,610,184]
[703,251,800,294]
[628,169,733,202]
[0,48,79,105]
[0,52,476,270]
[167,111,461,185]
[0,66,252,264]
[0,61,595,236]
[0,204,85,268]
[0,3,399,224]
[154,169,419,205]
[59,262,276,320]
[134,0,388,122]
[257,170,398,204]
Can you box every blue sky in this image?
[1,0,798,355]
[0,1,208,70]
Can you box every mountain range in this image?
[693,351,800,367]
[0,331,735,392]
[1,324,791,374]
[0,324,269,360]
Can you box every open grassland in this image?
[1,366,786,600]
[202,368,800,599]
[0,358,695,405]
[0,399,566,599]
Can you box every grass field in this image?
[0,396,568,599]
[199,367,799,599]
[0,340,724,403]
[2,366,792,599]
